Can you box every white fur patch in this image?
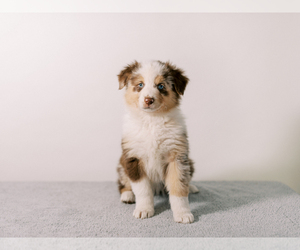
[169,195,194,223]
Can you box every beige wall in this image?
[1,14,299,192]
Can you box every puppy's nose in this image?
[144,97,154,105]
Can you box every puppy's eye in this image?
[157,84,164,90]
[138,83,144,87]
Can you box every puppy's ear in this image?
[118,61,140,90]
[165,62,189,95]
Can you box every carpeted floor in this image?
[1,181,299,237]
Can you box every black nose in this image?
[144,97,154,105]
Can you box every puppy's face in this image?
[118,61,189,113]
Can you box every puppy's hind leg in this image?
[121,190,135,204]
[117,165,135,204]
[189,184,199,194]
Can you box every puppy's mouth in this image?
[141,105,162,112]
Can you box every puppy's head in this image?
[118,60,189,113]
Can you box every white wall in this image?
[1,14,299,192]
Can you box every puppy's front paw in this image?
[133,208,154,219]
[173,212,194,224]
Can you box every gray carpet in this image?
[1,181,299,237]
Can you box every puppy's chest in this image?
[129,123,173,158]
[123,118,181,178]
[136,128,171,180]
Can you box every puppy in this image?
[117,60,198,223]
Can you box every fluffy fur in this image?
[117,60,198,223]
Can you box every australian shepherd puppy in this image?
[117,60,198,224]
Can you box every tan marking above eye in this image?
[154,75,165,85]
[131,74,144,85]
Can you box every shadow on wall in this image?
[214,118,300,194]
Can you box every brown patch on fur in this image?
[154,75,169,96]
[123,74,145,108]
[125,157,145,182]
[117,179,125,193]
[164,132,193,196]
[118,61,140,89]
[133,85,142,92]
[158,86,169,97]
[131,75,145,92]
[160,90,179,111]
[124,86,139,108]
[153,80,180,113]
[189,158,195,178]
[163,61,189,96]
[154,75,165,85]
[165,161,189,197]
[117,165,132,194]
[119,151,145,182]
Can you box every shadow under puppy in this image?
[117,60,199,223]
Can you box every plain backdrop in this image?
[0,13,299,193]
